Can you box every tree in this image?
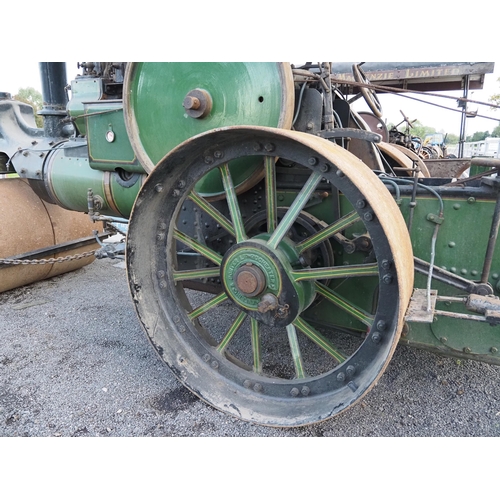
[491,124,500,138]
[13,87,43,128]
[466,131,490,142]
[445,133,459,144]
[490,77,500,108]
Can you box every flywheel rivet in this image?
[336,169,344,177]
[254,383,263,393]
[159,280,167,289]
[376,320,387,331]
[204,156,214,164]
[253,143,262,151]
[243,379,252,388]
[308,157,318,166]
[211,360,219,369]
[214,150,223,159]
[157,270,165,278]
[337,372,345,382]
[346,365,356,377]
[356,200,366,209]
[264,143,275,152]
[364,212,374,222]
[320,164,329,173]
[155,184,163,193]
[372,332,381,344]
[203,354,210,362]
[290,387,299,397]
[301,386,310,396]
[490,347,498,354]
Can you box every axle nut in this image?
[183,88,212,119]
[234,264,266,297]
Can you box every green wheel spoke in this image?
[187,292,228,321]
[217,311,247,353]
[267,171,323,250]
[293,317,346,364]
[291,262,379,282]
[188,191,236,238]
[296,211,361,254]
[250,318,262,374]
[264,156,278,233]
[286,324,306,379]
[174,228,223,266]
[315,282,374,327]
[219,162,247,243]
[173,267,221,282]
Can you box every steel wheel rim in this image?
[127,126,413,426]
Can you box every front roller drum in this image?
[0,178,101,293]
[127,126,414,427]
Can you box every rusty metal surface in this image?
[0,178,100,293]
[424,159,471,178]
[330,62,495,92]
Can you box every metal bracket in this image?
[316,128,382,143]
[426,213,444,224]
[414,257,494,296]
[405,288,438,323]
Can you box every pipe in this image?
[38,62,71,138]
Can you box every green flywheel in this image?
[123,62,294,199]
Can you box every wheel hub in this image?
[221,238,314,327]
[234,263,267,297]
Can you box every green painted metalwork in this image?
[217,311,247,353]
[397,193,500,364]
[292,262,379,282]
[250,318,262,373]
[67,78,103,136]
[173,267,221,282]
[174,229,223,266]
[222,245,282,311]
[125,62,292,197]
[295,211,361,254]
[48,148,143,217]
[187,291,228,321]
[264,156,278,233]
[187,191,235,237]
[268,171,323,249]
[286,324,306,378]
[219,163,247,243]
[293,316,346,363]
[315,282,374,327]
[85,102,143,173]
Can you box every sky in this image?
[1,61,499,139]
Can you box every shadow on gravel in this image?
[149,386,200,415]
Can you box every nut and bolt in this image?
[346,365,356,377]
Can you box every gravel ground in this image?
[1,257,500,437]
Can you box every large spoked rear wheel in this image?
[127,126,414,427]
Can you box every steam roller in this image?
[3,61,500,427]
